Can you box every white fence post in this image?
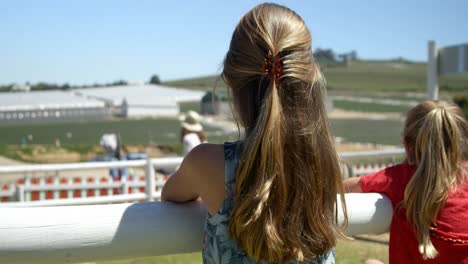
[428,40,439,100]
[122,181,129,195]
[16,185,24,202]
[53,173,59,200]
[145,158,156,202]
[39,177,46,201]
[67,178,73,199]
[25,177,31,202]
[80,178,86,198]
[107,177,114,197]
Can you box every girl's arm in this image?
[161,144,225,206]
[161,147,201,202]
[343,176,363,193]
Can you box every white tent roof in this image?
[74,84,204,107]
[0,90,105,111]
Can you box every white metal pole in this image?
[122,182,129,195]
[67,178,73,199]
[53,173,59,200]
[39,177,45,201]
[25,176,31,202]
[145,158,156,202]
[16,185,24,202]
[427,40,439,100]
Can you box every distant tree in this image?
[314,48,336,62]
[0,84,12,92]
[109,80,128,86]
[31,82,61,91]
[61,83,71,90]
[149,74,161,85]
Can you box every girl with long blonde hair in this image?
[162,3,347,263]
[345,100,468,263]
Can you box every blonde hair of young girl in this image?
[403,100,468,259]
[222,3,347,263]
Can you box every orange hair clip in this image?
[261,50,283,86]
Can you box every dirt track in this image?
[328,109,403,121]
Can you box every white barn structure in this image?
[0,84,205,124]
[74,84,204,118]
[0,90,111,124]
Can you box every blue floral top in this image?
[202,141,335,264]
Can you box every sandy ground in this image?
[201,109,404,133]
[328,109,404,121]
[0,156,24,166]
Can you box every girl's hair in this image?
[403,100,468,259]
[222,3,347,263]
[180,128,207,143]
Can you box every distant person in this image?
[180,110,207,156]
[99,133,128,181]
[162,3,347,263]
[344,100,468,263]
[55,138,61,147]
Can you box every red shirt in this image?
[360,163,468,264]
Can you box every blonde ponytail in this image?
[403,100,468,259]
[231,80,288,261]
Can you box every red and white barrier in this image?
[0,150,404,206]
[0,157,180,206]
[0,175,167,204]
[350,162,395,176]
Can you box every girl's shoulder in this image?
[184,143,226,216]
[185,143,225,169]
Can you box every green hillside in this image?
[164,60,468,95]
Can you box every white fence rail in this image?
[0,157,183,173]
[0,150,404,206]
[0,193,392,264]
[0,151,399,263]
[0,157,182,206]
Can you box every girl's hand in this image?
[343,176,363,193]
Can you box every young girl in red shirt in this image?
[345,100,468,263]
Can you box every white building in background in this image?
[74,84,204,118]
[0,90,111,124]
[0,84,204,124]
[10,84,31,92]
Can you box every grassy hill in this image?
[164,60,468,95]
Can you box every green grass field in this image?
[164,60,468,96]
[0,117,402,147]
[332,118,402,145]
[0,118,231,146]
[96,238,389,264]
[332,100,412,113]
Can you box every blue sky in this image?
[1,0,467,84]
